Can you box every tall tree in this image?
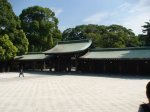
[62,24,140,48]
[20,6,61,52]
[142,20,150,46]
[0,0,28,55]
[106,25,140,47]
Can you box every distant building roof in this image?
[81,47,150,60]
[43,40,92,54]
[15,54,52,61]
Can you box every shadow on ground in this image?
[24,70,150,80]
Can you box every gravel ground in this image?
[0,72,149,112]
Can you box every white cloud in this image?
[58,24,76,32]
[121,12,150,35]
[59,25,67,32]
[129,0,150,13]
[118,2,131,11]
[51,7,63,17]
[119,0,150,35]
[135,0,150,8]
[82,0,150,35]
[83,12,109,24]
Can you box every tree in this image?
[20,6,61,52]
[0,34,17,61]
[142,20,150,46]
[106,25,140,47]
[0,0,29,55]
[102,32,125,48]
[62,24,140,48]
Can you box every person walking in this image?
[138,81,150,112]
[19,63,24,77]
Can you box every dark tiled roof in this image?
[15,54,52,61]
[43,40,92,54]
[81,47,150,59]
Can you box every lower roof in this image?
[80,47,150,60]
[15,54,52,61]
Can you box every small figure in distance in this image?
[138,81,150,112]
[19,63,24,77]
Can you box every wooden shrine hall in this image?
[13,40,92,72]
[43,40,92,72]
[79,47,150,75]
[6,40,150,75]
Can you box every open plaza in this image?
[0,71,149,112]
[1,0,150,111]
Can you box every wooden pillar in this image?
[90,60,94,72]
[93,60,95,72]
[68,57,71,72]
[136,60,139,74]
[75,54,78,71]
[103,60,106,73]
[49,61,52,71]
[55,56,59,72]
[44,61,46,69]
[88,60,91,72]
[89,60,92,72]
[65,57,72,72]
[33,61,36,71]
[119,61,122,74]
[41,61,45,71]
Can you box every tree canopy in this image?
[142,20,150,46]
[19,6,61,52]
[0,34,17,61]
[0,0,29,55]
[62,24,141,48]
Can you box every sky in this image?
[8,0,150,35]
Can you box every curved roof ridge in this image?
[58,39,91,44]
[43,39,92,54]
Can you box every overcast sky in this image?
[8,0,150,35]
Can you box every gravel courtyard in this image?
[0,72,149,112]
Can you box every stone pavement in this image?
[0,72,149,112]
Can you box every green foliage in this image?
[19,6,61,52]
[0,35,17,61]
[62,24,140,48]
[102,32,125,48]
[142,20,150,46]
[0,0,20,33]
[12,30,29,54]
[0,0,29,55]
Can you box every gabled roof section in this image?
[81,47,150,60]
[43,40,92,54]
[15,54,52,61]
